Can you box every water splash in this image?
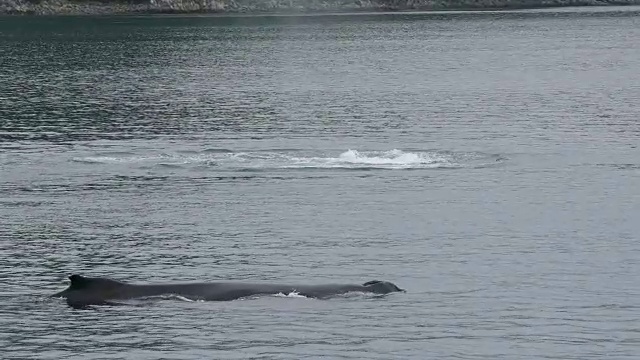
[72,149,501,170]
[273,291,308,299]
[288,149,452,169]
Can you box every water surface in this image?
[1,7,639,359]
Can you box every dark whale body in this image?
[52,275,405,308]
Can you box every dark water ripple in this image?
[2,7,640,360]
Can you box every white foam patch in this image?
[217,149,458,170]
[147,294,203,302]
[72,155,170,164]
[287,149,452,169]
[273,291,308,299]
[70,149,495,170]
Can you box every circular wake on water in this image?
[71,149,505,171]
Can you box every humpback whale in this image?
[52,274,405,308]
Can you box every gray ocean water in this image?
[1,6,640,359]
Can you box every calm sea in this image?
[1,6,639,359]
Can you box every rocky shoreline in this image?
[1,0,639,15]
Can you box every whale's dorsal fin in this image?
[68,274,91,290]
[68,274,126,291]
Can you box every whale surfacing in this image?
[52,274,405,308]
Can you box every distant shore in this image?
[1,0,639,16]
